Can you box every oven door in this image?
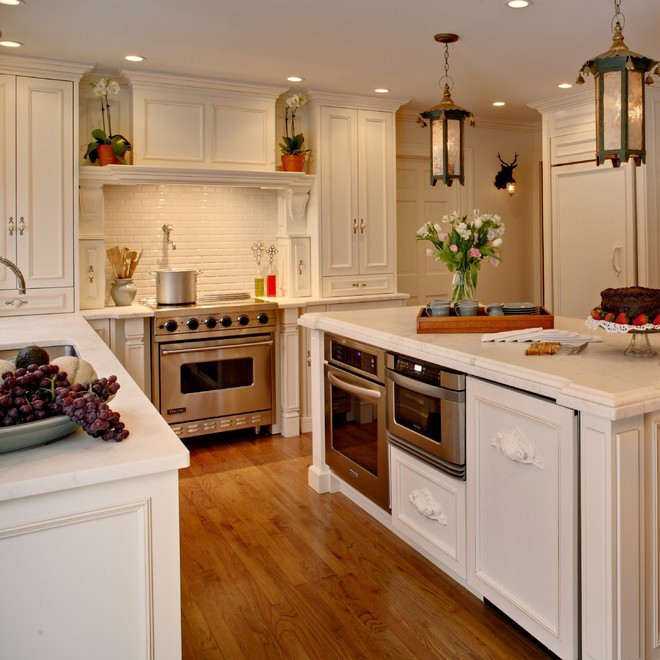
[324,363,389,510]
[386,370,465,467]
[158,334,273,424]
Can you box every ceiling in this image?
[2,0,660,123]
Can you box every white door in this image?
[551,161,635,318]
[15,76,74,289]
[320,106,359,277]
[357,109,393,275]
[396,155,462,307]
[0,74,16,290]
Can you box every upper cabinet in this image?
[0,60,85,315]
[307,93,405,297]
[109,72,288,171]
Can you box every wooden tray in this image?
[416,306,554,334]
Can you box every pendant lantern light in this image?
[576,0,658,167]
[420,34,475,187]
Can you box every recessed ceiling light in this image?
[507,0,531,7]
[0,0,25,5]
[493,101,506,107]
[375,88,390,94]
[287,76,304,82]
[558,83,573,89]
[125,54,146,62]
[0,40,23,48]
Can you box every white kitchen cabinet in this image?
[390,444,466,579]
[319,106,395,294]
[466,377,578,659]
[0,74,74,305]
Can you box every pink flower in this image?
[489,257,499,267]
[450,244,459,253]
[438,232,448,241]
[469,247,481,259]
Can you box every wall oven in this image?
[324,334,389,510]
[386,352,466,479]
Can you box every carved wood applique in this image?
[408,488,447,524]
[490,428,545,469]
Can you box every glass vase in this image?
[451,269,475,304]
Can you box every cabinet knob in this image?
[298,259,304,275]
[359,218,366,234]
[353,219,358,234]
[352,282,359,287]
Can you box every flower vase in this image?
[110,278,137,306]
[281,154,305,172]
[451,270,475,304]
[97,144,119,166]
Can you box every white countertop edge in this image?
[263,292,410,308]
[82,304,154,319]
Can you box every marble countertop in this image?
[261,292,410,308]
[0,313,189,502]
[299,305,660,420]
[82,303,154,319]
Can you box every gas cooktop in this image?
[141,293,274,314]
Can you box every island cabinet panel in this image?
[647,415,660,659]
[466,377,578,659]
[0,74,74,306]
[390,444,466,579]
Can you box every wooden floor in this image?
[179,431,555,660]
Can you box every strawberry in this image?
[653,314,660,325]
[591,307,604,320]
[614,312,629,325]
[604,312,616,322]
[632,313,649,326]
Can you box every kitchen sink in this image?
[0,344,78,362]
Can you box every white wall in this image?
[396,111,542,305]
[103,185,279,301]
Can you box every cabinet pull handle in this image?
[18,217,25,236]
[353,219,358,234]
[611,243,622,276]
[307,350,311,367]
[352,282,359,287]
[89,276,95,284]
[490,429,544,469]
[359,218,366,234]
[8,217,14,237]
[361,282,367,287]
[88,265,94,273]
[298,259,304,275]
[18,299,28,306]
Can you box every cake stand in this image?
[585,316,660,357]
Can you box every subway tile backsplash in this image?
[103,184,278,300]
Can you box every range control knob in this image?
[164,320,178,332]
[204,317,217,329]
[186,318,199,330]
[257,313,269,325]
[238,314,250,326]
[220,315,232,328]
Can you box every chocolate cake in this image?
[600,286,660,318]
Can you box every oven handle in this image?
[327,371,382,401]
[386,369,463,402]
[162,339,273,356]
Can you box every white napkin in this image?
[482,328,602,343]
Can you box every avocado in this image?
[15,345,50,369]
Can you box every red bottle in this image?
[266,271,277,297]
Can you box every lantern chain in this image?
[612,0,625,31]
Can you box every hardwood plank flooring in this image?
[179,431,555,660]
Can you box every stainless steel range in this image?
[142,293,278,439]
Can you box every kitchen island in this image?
[0,313,189,660]
[300,305,660,660]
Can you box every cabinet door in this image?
[0,74,16,291]
[320,106,359,277]
[15,77,73,289]
[467,377,578,659]
[551,161,635,318]
[79,239,106,309]
[357,110,394,275]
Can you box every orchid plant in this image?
[417,210,505,303]
[279,93,310,156]
[84,78,132,164]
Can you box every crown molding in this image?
[304,89,408,112]
[121,69,289,101]
[396,107,539,133]
[528,89,594,114]
[0,55,93,81]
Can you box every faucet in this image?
[162,224,176,250]
[0,256,26,294]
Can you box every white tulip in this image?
[491,237,503,247]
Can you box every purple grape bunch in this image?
[0,364,128,442]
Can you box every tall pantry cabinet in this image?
[530,88,660,316]
[305,92,406,297]
[0,57,87,315]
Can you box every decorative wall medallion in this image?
[490,428,545,469]
[408,488,447,524]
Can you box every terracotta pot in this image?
[281,154,305,172]
[97,143,120,166]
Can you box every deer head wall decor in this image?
[494,153,518,196]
